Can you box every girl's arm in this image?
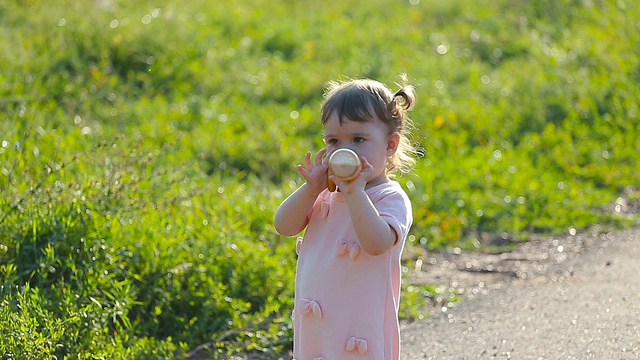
[274,149,329,236]
[274,183,317,236]
[344,190,397,256]
[332,157,397,256]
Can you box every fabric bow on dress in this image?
[336,239,361,259]
[345,336,368,354]
[298,298,323,319]
[296,237,303,255]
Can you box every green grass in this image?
[1,0,639,357]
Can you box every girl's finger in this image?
[321,147,332,164]
[359,156,373,176]
[360,156,371,169]
[297,164,309,178]
[304,151,313,170]
[314,148,327,166]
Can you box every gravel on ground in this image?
[400,227,640,359]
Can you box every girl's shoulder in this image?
[365,179,406,194]
[366,180,411,203]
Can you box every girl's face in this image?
[323,112,399,189]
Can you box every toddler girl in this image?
[274,77,417,360]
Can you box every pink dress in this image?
[292,181,413,360]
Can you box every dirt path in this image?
[400,227,640,359]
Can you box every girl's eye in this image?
[354,137,365,143]
[326,139,338,145]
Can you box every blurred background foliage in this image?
[1,0,639,358]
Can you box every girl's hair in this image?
[320,77,418,175]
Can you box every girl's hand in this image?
[329,156,372,195]
[297,148,329,197]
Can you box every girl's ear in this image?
[386,132,401,156]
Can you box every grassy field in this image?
[1,0,639,358]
